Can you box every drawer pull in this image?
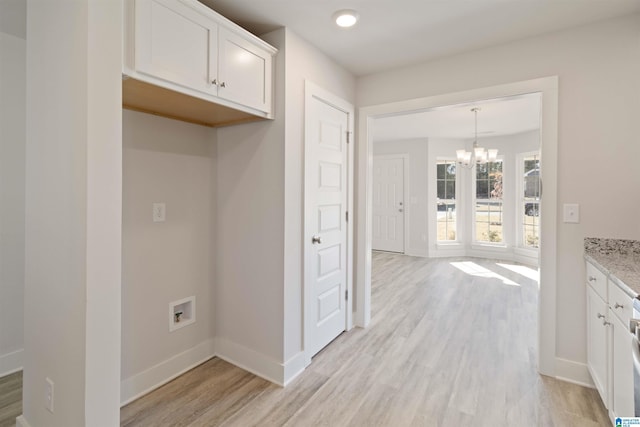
[597,313,605,319]
[602,320,612,326]
[614,302,624,309]
[588,276,597,282]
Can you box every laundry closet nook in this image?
[120,0,278,404]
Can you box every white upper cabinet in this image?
[217,27,272,113]
[123,0,277,126]
[134,0,217,95]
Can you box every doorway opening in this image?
[355,77,559,377]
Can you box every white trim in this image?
[0,348,23,377]
[16,415,31,427]
[214,336,285,386]
[471,157,505,246]
[120,338,214,406]
[303,81,355,367]
[434,158,459,245]
[516,150,541,260]
[282,352,306,386]
[356,76,559,376]
[555,357,595,388]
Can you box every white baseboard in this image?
[214,336,286,386]
[555,357,595,388]
[0,348,23,377]
[120,338,215,406]
[16,415,31,427]
[282,352,306,386]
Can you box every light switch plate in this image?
[563,203,579,223]
[153,203,166,222]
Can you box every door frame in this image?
[303,81,355,366]
[355,76,559,377]
[372,153,409,254]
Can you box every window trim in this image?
[471,157,505,246]
[435,158,459,243]
[517,151,540,256]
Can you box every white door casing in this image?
[356,77,559,377]
[372,156,405,253]
[304,82,354,364]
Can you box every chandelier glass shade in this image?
[456,107,498,168]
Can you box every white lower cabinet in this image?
[585,259,635,420]
[610,301,635,417]
[586,283,609,404]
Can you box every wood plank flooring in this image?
[122,252,609,426]
[0,371,22,427]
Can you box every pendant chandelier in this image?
[456,107,498,168]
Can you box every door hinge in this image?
[346,131,351,144]
[345,211,349,222]
[345,290,348,300]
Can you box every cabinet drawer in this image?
[608,279,633,326]
[586,261,607,300]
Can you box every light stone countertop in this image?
[584,237,640,297]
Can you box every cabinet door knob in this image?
[311,235,322,244]
[597,313,605,319]
[602,320,612,326]
[220,82,227,88]
[211,79,218,86]
[588,276,596,282]
[614,303,624,309]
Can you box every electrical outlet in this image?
[152,203,166,222]
[45,377,54,413]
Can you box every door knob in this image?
[312,235,322,244]
[399,202,403,206]
[398,208,403,212]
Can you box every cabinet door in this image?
[217,27,272,113]
[135,0,217,95]
[587,285,609,406]
[611,311,635,417]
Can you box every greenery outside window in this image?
[522,154,540,248]
[436,160,457,241]
[475,160,503,244]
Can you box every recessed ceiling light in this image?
[333,9,359,28]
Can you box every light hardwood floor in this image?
[0,371,21,427]
[122,252,609,426]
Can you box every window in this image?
[475,160,503,244]
[522,154,540,248]
[436,160,457,241]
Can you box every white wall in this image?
[121,110,215,403]
[215,29,287,376]
[0,30,25,376]
[373,139,429,257]
[357,14,640,369]
[23,0,122,425]
[215,27,355,383]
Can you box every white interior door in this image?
[372,156,405,253]
[305,86,350,360]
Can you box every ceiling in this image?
[199,0,640,76]
[373,93,541,142]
